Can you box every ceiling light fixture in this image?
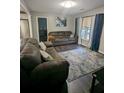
[60,0,76,8]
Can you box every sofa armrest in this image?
[44,41,53,47]
[30,60,69,86]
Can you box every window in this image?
[81,17,92,41]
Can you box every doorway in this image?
[20,19,30,39]
[37,17,47,42]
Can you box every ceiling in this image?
[24,0,104,15]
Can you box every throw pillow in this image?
[39,41,46,51]
[40,50,54,61]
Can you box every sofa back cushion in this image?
[27,38,39,48]
[49,31,72,37]
[20,38,39,51]
[65,31,72,36]
[20,43,42,71]
[20,38,29,52]
[48,31,72,42]
[46,47,63,61]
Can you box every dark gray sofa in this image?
[20,38,69,93]
[48,31,77,46]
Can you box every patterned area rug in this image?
[55,44,79,52]
[58,46,104,82]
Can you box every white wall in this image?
[99,26,104,54]
[75,6,104,54]
[31,12,75,41]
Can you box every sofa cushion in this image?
[65,31,72,36]
[20,38,29,52]
[30,61,69,86]
[68,37,76,41]
[54,38,68,42]
[44,41,53,47]
[27,38,39,48]
[46,47,63,61]
[53,40,76,46]
[20,43,42,71]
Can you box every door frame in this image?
[36,16,48,42]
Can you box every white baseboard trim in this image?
[98,50,104,54]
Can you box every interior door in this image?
[38,17,47,42]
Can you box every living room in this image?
[20,0,104,51]
[2,0,124,93]
[20,0,104,93]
